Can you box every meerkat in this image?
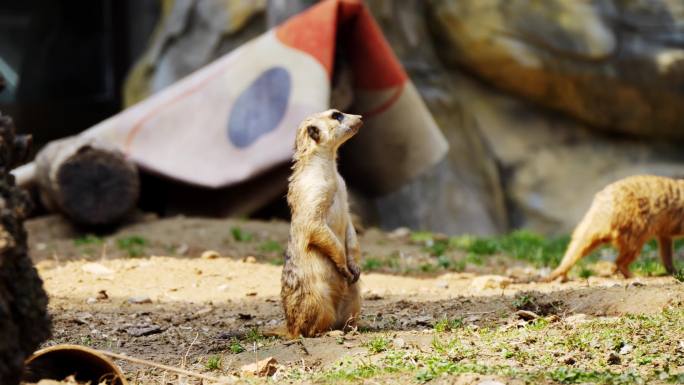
[544,175,684,281]
[280,109,363,338]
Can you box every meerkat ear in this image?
[307,125,320,142]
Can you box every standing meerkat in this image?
[545,175,683,281]
[280,109,363,338]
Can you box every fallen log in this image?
[34,136,139,226]
[0,108,51,385]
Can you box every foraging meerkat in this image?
[545,175,683,281]
[280,109,363,338]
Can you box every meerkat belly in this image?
[301,252,350,303]
[326,190,348,239]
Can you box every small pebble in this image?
[175,243,189,255]
[243,256,257,263]
[607,352,621,365]
[201,250,220,259]
[127,295,152,304]
[619,344,633,355]
[392,337,406,349]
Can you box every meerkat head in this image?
[293,109,362,160]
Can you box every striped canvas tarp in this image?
[50,0,448,192]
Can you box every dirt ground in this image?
[25,215,684,385]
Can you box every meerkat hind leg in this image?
[657,236,675,274]
[614,246,642,278]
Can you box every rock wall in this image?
[124,0,684,235]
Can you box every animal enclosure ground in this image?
[26,215,684,384]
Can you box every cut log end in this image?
[35,137,140,227]
[56,147,140,226]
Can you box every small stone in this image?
[201,250,220,259]
[195,306,214,317]
[470,275,512,291]
[96,290,109,300]
[564,313,590,326]
[81,262,114,276]
[127,325,162,337]
[175,243,189,255]
[619,344,633,355]
[240,356,278,377]
[127,295,152,304]
[363,291,383,300]
[564,356,576,365]
[388,227,411,240]
[607,352,621,365]
[516,310,540,321]
[246,291,257,296]
[392,337,406,349]
[243,256,257,263]
[217,284,230,292]
[628,281,645,288]
[414,315,433,325]
[327,330,344,337]
[85,297,97,304]
[435,280,449,289]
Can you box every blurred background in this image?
[2,0,684,236]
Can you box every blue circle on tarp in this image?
[227,67,291,148]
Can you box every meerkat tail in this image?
[545,203,610,281]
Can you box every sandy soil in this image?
[25,215,684,384]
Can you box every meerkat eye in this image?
[331,111,344,122]
[307,125,320,142]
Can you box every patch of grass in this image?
[451,235,499,255]
[79,335,94,347]
[323,360,381,382]
[231,227,253,242]
[228,339,245,354]
[436,255,452,269]
[259,240,283,253]
[512,294,534,310]
[631,255,667,276]
[116,235,147,257]
[365,336,390,354]
[74,234,104,256]
[205,355,221,371]
[362,257,383,271]
[316,309,683,384]
[549,367,643,384]
[244,327,263,343]
[674,267,684,282]
[269,258,284,266]
[578,266,594,279]
[419,263,437,273]
[410,231,434,244]
[74,234,103,247]
[433,318,464,333]
[448,230,571,267]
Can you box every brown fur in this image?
[279,109,363,338]
[545,175,684,281]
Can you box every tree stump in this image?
[35,136,140,226]
[0,110,51,385]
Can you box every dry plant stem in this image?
[100,350,223,383]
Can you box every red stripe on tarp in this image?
[276,0,407,89]
[276,0,339,78]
